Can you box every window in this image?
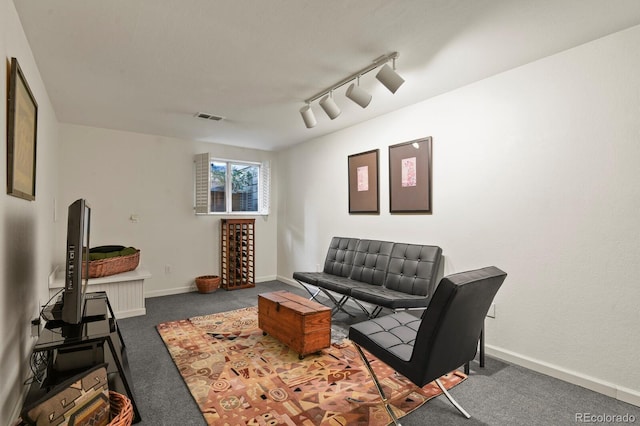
[194,154,270,215]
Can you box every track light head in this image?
[319,93,341,120]
[300,104,317,128]
[376,63,405,94]
[345,82,372,108]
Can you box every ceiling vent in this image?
[194,112,225,121]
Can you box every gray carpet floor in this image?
[117,281,640,425]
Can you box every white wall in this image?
[0,1,59,423]
[57,124,278,297]
[277,25,640,404]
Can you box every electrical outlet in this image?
[487,303,496,318]
[31,318,41,337]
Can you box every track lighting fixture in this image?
[300,52,404,128]
[300,104,317,128]
[376,60,405,94]
[345,77,372,108]
[319,92,341,120]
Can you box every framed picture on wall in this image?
[389,137,432,213]
[348,149,379,214]
[7,57,38,201]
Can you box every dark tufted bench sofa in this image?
[293,236,443,318]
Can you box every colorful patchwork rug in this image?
[157,306,466,425]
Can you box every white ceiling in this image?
[13,0,640,151]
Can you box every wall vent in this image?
[194,112,225,121]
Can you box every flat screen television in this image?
[60,199,91,324]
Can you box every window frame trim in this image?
[209,157,265,216]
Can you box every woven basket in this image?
[195,275,221,293]
[109,391,133,426]
[88,250,140,278]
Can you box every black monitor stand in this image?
[24,291,140,423]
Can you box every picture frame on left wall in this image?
[348,149,379,214]
[7,57,38,201]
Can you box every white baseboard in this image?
[145,275,282,299]
[618,386,640,407]
[486,345,640,407]
[145,285,195,298]
[116,308,147,319]
[276,275,298,286]
[257,275,278,283]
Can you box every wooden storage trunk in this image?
[258,291,331,358]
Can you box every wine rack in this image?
[220,218,255,290]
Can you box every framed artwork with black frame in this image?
[348,149,379,214]
[7,57,38,201]
[389,137,432,213]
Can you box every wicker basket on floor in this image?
[88,250,140,278]
[195,275,221,293]
[109,391,133,426]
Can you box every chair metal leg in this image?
[465,326,484,374]
[353,343,402,426]
[324,291,355,317]
[480,325,485,368]
[350,297,376,318]
[295,280,355,317]
[294,279,383,319]
[330,294,352,316]
[370,305,384,318]
[295,280,324,304]
[435,378,471,419]
[307,287,323,304]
